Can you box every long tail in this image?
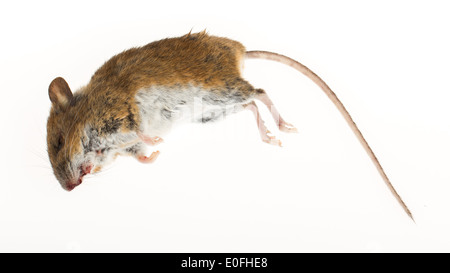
[245,50,414,221]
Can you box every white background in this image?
[0,0,449,252]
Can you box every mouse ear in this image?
[49,77,73,110]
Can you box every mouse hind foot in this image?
[254,89,298,134]
[244,101,282,147]
[278,121,298,133]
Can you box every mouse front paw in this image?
[136,151,160,164]
[138,133,164,146]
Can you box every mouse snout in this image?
[64,164,92,191]
[64,178,83,191]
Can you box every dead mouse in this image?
[46,31,413,220]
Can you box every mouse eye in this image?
[54,135,64,153]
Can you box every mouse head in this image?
[46,77,117,191]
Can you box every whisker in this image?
[27,147,50,164]
[36,173,55,178]
[27,165,53,170]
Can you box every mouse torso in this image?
[85,31,249,135]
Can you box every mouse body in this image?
[47,32,289,191]
[46,31,412,220]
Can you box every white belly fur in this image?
[135,85,248,137]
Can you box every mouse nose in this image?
[65,177,83,191]
[64,164,93,191]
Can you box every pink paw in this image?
[137,151,160,164]
[138,133,164,146]
[279,122,298,133]
[262,130,282,147]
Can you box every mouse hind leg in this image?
[244,101,282,146]
[215,77,294,146]
[254,89,298,133]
